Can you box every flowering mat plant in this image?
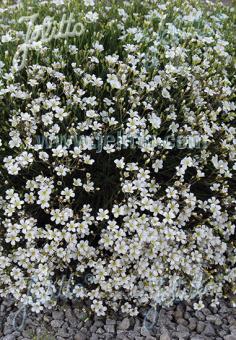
[0,0,235,318]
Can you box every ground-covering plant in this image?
[0,0,235,316]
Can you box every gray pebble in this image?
[172,331,189,339]
[134,319,141,330]
[90,335,99,340]
[202,322,216,336]
[177,324,189,333]
[228,316,236,322]
[106,319,116,325]
[90,321,104,333]
[79,327,89,334]
[117,317,130,330]
[90,324,98,333]
[165,322,176,331]
[224,336,236,340]
[206,315,222,325]
[186,305,193,312]
[197,321,206,333]
[189,317,197,331]
[84,319,92,328]
[140,326,151,336]
[3,327,13,336]
[52,311,64,320]
[195,311,206,321]
[74,332,87,340]
[177,318,188,326]
[22,329,35,338]
[202,308,212,316]
[51,319,64,328]
[2,336,16,340]
[223,324,231,330]
[67,315,77,327]
[174,305,185,320]
[220,305,229,313]
[104,325,115,333]
[160,333,171,340]
[116,336,129,340]
[219,330,228,337]
[184,311,191,320]
[158,309,169,325]
[57,327,72,338]
[96,327,104,334]
[74,309,87,321]
[230,326,236,333]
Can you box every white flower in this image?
[55,165,70,176]
[114,158,125,169]
[152,159,163,173]
[85,11,99,23]
[211,155,229,174]
[193,300,205,310]
[84,0,95,6]
[46,82,56,91]
[107,74,122,89]
[52,0,64,5]
[162,88,171,99]
[112,205,125,218]
[61,187,75,200]
[1,33,13,43]
[93,41,104,52]
[149,113,161,129]
[105,55,119,65]
[73,178,82,186]
[96,209,109,221]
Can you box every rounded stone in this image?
[160,333,171,340]
[118,318,130,331]
[196,321,205,333]
[224,336,236,340]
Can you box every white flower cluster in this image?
[0,0,235,315]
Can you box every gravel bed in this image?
[0,297,236,340]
